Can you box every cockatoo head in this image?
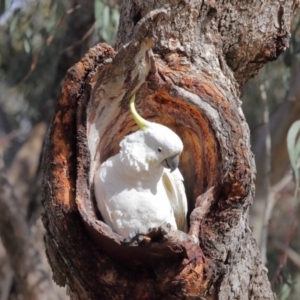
[119,95,183,173]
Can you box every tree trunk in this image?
[42,1,299,299]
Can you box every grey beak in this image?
[161,155,180,172]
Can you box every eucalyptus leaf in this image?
[95,0,104,21]
[25,27,33,38]
[23,38,31,53]
[295,139,300,162]
[280,282,291,300]
[111,9,120,29]
[49,0,56,9]
[287,120,300,182]
[9,14,18,34]
[103,5,110,26]
[102,5,110,41]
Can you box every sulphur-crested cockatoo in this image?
[95,95,188,238]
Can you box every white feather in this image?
[162,168,188,232]
[94,122,188,238]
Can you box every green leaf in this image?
[280,282,291,300]
[287,120,300,182]
[25,27,33,38]
[103,5,110,27]
[9,15,18,34]
[295,139,300,163]
[94,0,104,22]
[102,5,110,41]
[23,38,31,54]
[111,8,120,29]
[50,0,56,10]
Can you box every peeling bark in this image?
[42,1,299,299]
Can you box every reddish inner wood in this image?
[95,94,221,216]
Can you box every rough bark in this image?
[42,1,299,299]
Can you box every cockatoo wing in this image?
[162,168,188,232]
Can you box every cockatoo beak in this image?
[161,154,180,172]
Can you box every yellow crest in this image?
[129,95,149,130]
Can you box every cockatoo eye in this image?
[157,147,162,153]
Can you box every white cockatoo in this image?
[95,95,188,238]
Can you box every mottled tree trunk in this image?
[42,1,299,299]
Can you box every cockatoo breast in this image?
[94,121,187,238]
[96,154,177,238]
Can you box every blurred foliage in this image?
[0,0,119,161]
[287,120,300,191]
[0,1,299,298]
[95,0,119,44]
[0,0,120,127]
[0,0,69,133]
